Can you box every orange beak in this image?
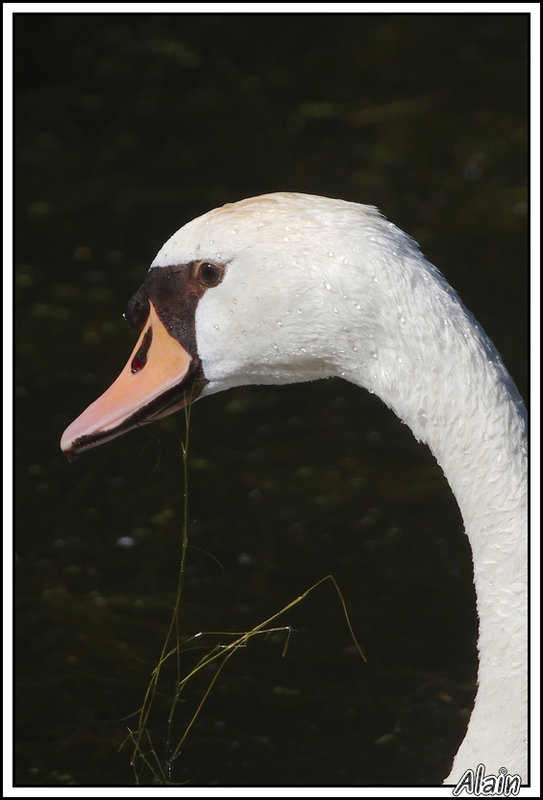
[61,301,194,457]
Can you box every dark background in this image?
[14,11,528,788]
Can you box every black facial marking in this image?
[125,292,150,331]
[125,260,224,362]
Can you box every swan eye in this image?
[197,261,223,288]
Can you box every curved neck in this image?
[332,254,528,781]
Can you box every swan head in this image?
[60,192,424,456]
[59,193,529,783]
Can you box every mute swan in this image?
[61,192,527,785]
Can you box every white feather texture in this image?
[151,192,527,783]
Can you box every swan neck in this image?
[328,247,528,780]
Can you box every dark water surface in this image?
[14,11,528,788]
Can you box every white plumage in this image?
[153,193,528,783]
[63,192,528,783]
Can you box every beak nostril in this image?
[130,326,153,373]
